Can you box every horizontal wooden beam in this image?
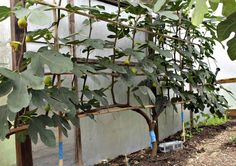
[225,109,236,117]
[6,101,186,138]
[217,78,236,84]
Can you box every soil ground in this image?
[96,121,236,166]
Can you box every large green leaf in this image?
[28,9,51,26]
[139,86,156,104]
[191,0,208,26]
[124,48,145,61]
[159,11,179,20]
[25,48,73,76]
[0,68,31,113]
[28,117,56,147]
[0,68,44,113]
[0,105,15,140]
[222,0,236,17]
[31,87,78,114]
[83,39,105,49]
[31,90,68,112]
[217,11,236,41]
[49,87,79,114]
[14,8,31,19]
[227,35,236,60]
[0,79,13,97]
[0,6,11,21]
[154,0,166,12]
[52,114,71,137]
[217,11,236,60]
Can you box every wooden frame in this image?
[10,0,33,166]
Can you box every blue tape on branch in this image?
[181,111,184,122]
[149,130,156,149]
[59,142,63,160]
[149,130,157,149]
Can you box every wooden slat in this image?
[217,78,236,84]
[10,0,33,165]
[225,109,236,117]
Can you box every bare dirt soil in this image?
[96,121,236,166]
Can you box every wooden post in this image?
[189,84,194,129]
[67,0,83,165]
[10,1,33,166]
[146,14,159,155]
[10,0,25,70]
[181,103,186,142]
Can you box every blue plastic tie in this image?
[149,130,156,149]
[59,142,63,160]
[181,111,184,122]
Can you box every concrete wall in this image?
[0,1,235,166]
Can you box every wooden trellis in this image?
[7,0,207,166]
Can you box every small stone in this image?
[133,161,139,165]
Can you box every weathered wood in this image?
[10,1,33,166]
[189,84,194,129]
[15,136,33,166]
[67,0,83,165]
[225,109,236,118]
[10,0,25,70]
[7,101,187,138]
[217,78,236,84]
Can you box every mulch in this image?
[95,121,236,166]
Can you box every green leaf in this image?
[28,9,51,26]
[226,35,236,60]
[21,70,44,90]
[0,105,15,140]
[83,39,105,49]
[28,118,56,147]
[191,0,208,26]
[0,68,31,113]
[52,114,71,137]
[124,48,145,61]
[209,2,219,11]
[92,90,108,106]
[222,0,236,17]
[14,8,31,19]
[31,90,67,112]
[49,87,79,114]
[159,11,178,20]
[0,6,11,21]
[217,11,236,60]
[139,86,156,104]
[133,93,145,108]
[217,11,236,41]
[25,49,73,76]
[72,63,96,77]
[0,68,44,112]
[0,79,13,97]
[154,0,166,12]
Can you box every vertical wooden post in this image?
[15,136,33,166]
[10,0,25,70]
[67,0,83,165]
[146,15,159,155]
[10,1,33,166]
[189,84,194,129]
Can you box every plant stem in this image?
[80,0,92,103]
